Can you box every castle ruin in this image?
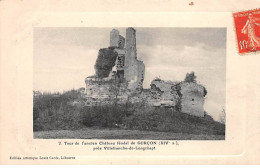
[149,79,207,117]
[85,27,207,117]
[85,27,145,91]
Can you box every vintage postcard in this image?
[0,0,260,165]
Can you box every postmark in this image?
[233,9,260,54]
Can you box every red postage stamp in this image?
[233,9,260,54]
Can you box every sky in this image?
[34,27,226,121]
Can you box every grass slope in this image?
[34,128,224,140]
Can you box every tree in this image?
[184,71,197,83]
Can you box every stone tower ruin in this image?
[110,29,125,49]
[85,27,145,92]
[124,28,145,90]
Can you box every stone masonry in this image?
[110,29,125,49]
[87,27,145,91]
[180,82,206,117]
[85,27,207,117]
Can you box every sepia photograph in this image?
[2,1,260,164]
[33,27,226,140]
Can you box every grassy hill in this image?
[33,89,225,139]
[81,104,225,136]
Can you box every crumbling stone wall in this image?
[118,36,125,49]
[114,49,126,71]
[147,79,206,117]
[85,78,129,104]
[180,82,206,117]
[149,79,179,107]
[85,80,111,99]
[136,61,145,89]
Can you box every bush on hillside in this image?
[33,89,83,131]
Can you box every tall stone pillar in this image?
[125,27,137,60]
[110,29,120,47]
[110,29,125,49]
[124,27,138,83]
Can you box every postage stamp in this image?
[233,9,260,54]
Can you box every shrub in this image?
[184,71,197,83]
[81,104,126,128]
[33,89,84,131]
